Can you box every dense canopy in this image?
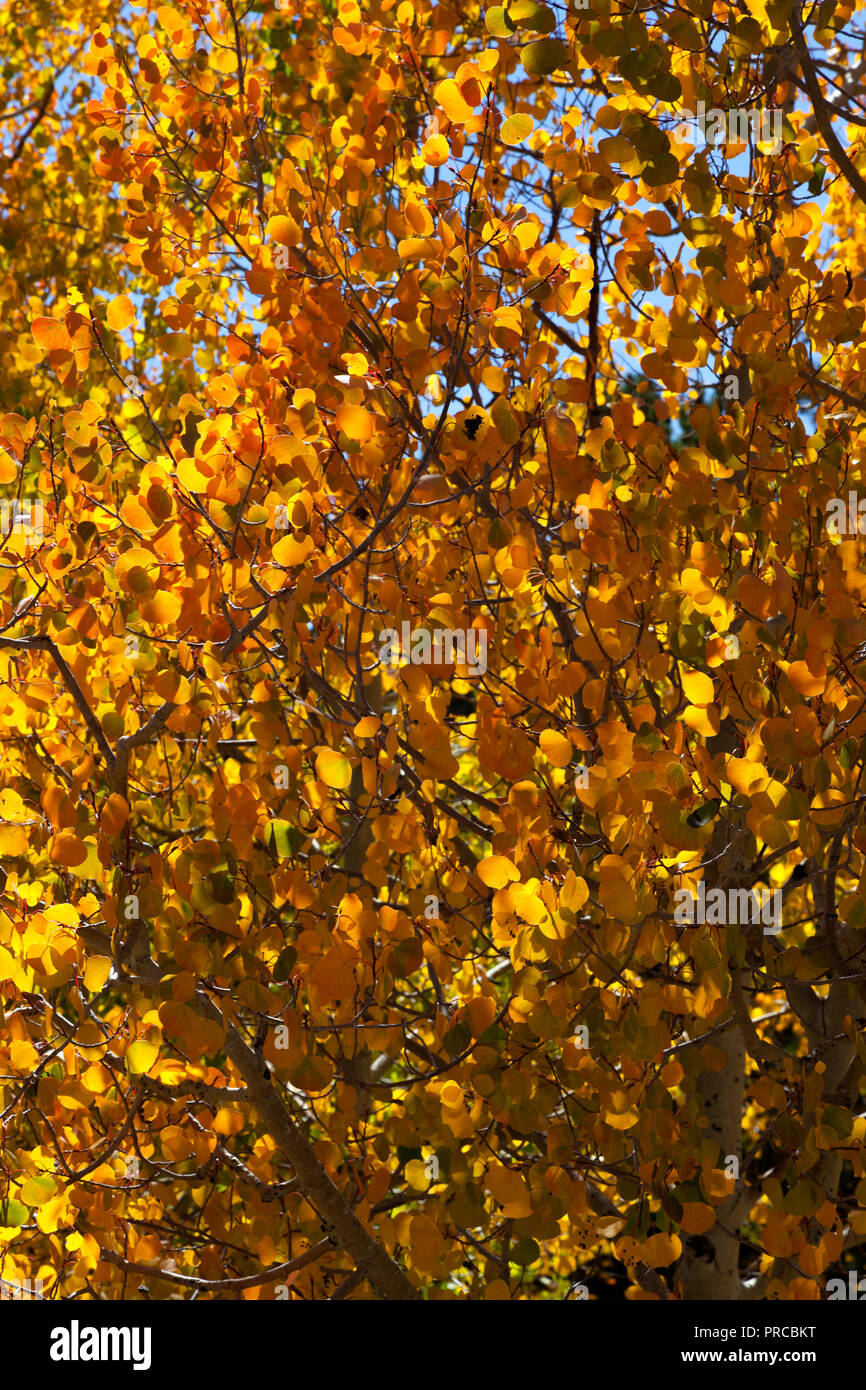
[1,0,866,1302]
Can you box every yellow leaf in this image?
[604,1104,640,1130]
[501,113,534,145]
[397,237,436,260]
[44,903,78,927]
[725,756,768,796]
[67,1231,100,1273]
[0,825,28,855]
[106,295,135,333]
[422,134,450,166]
[214,1107,244,1136]
[0,788,25,820]
[272,533,315,567]
[478,855,521,889]
[681,669,714,705]
[315,749,352,790]
[83,956,112,992]
[440,1080,463,1107]
[134,1234,162,1264]
[679,1201,717,1235]
[258,1234,279,1267]
[162,1126,194,1162]
[680,568,716,604]
[561,870,589,914]
[36,1191,70,1235]
[127,1040,160,1076]
[486,1163,533,1217]
[19,1176,56,1208]
[539,729,572,767]
[405,1159,433,1191]
[598,876,639,922]
[120,494,159,534]
[408,1213,444,1271]
[511,884,547,925]
[67,838,100,882]
[115,546,156,590]
[157,5,187,32]
[176,455,211,493]
[82,1062,111,1093]
[163,332,191,359]
[207,373,239,408]
[484,1279,511,1300]
[641,1232,682,1266]
[141,589,183,625]
[682,704,716,737]
[435,78,475,123]
[10,1039,39,1070]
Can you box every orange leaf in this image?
[435,78,475,124]
[335,404,374,441]
[32,317,71,351]
[641,1233,682,1266]
[106,295,135,333]
[539,729,572,767]
[421,134,450,166]
[478,855,520,889]
[48,830,88,867]
[785,660,826,696]
[267,215,298,247]
[99,794,129,836]
[679,1202,717,1235]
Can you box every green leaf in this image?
[267,819,303,858]
[785,1179,820,1217]
[592,26,629,56]
[501,112,534,145]
[478,1023,507,1047]
[522,38,569,74]
[822,1104,853,1139]
[509,0,556,32]
[19,1175,56,1208]
[208,871,235,904]
[442,1021,472,1056]
[686,799,721,829]
[649,71,682,102]
[0,1198,28,1226]
[693,931,722,970]
[274,946,298,981]
[485,5,516,37]
[388,937,424,977]
[809,163,826,195]
[621,114,668,158]
[814,757,831,792]
[511,1237,540,1264]
[660,1186,684,1224]
[642,152,680,186]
